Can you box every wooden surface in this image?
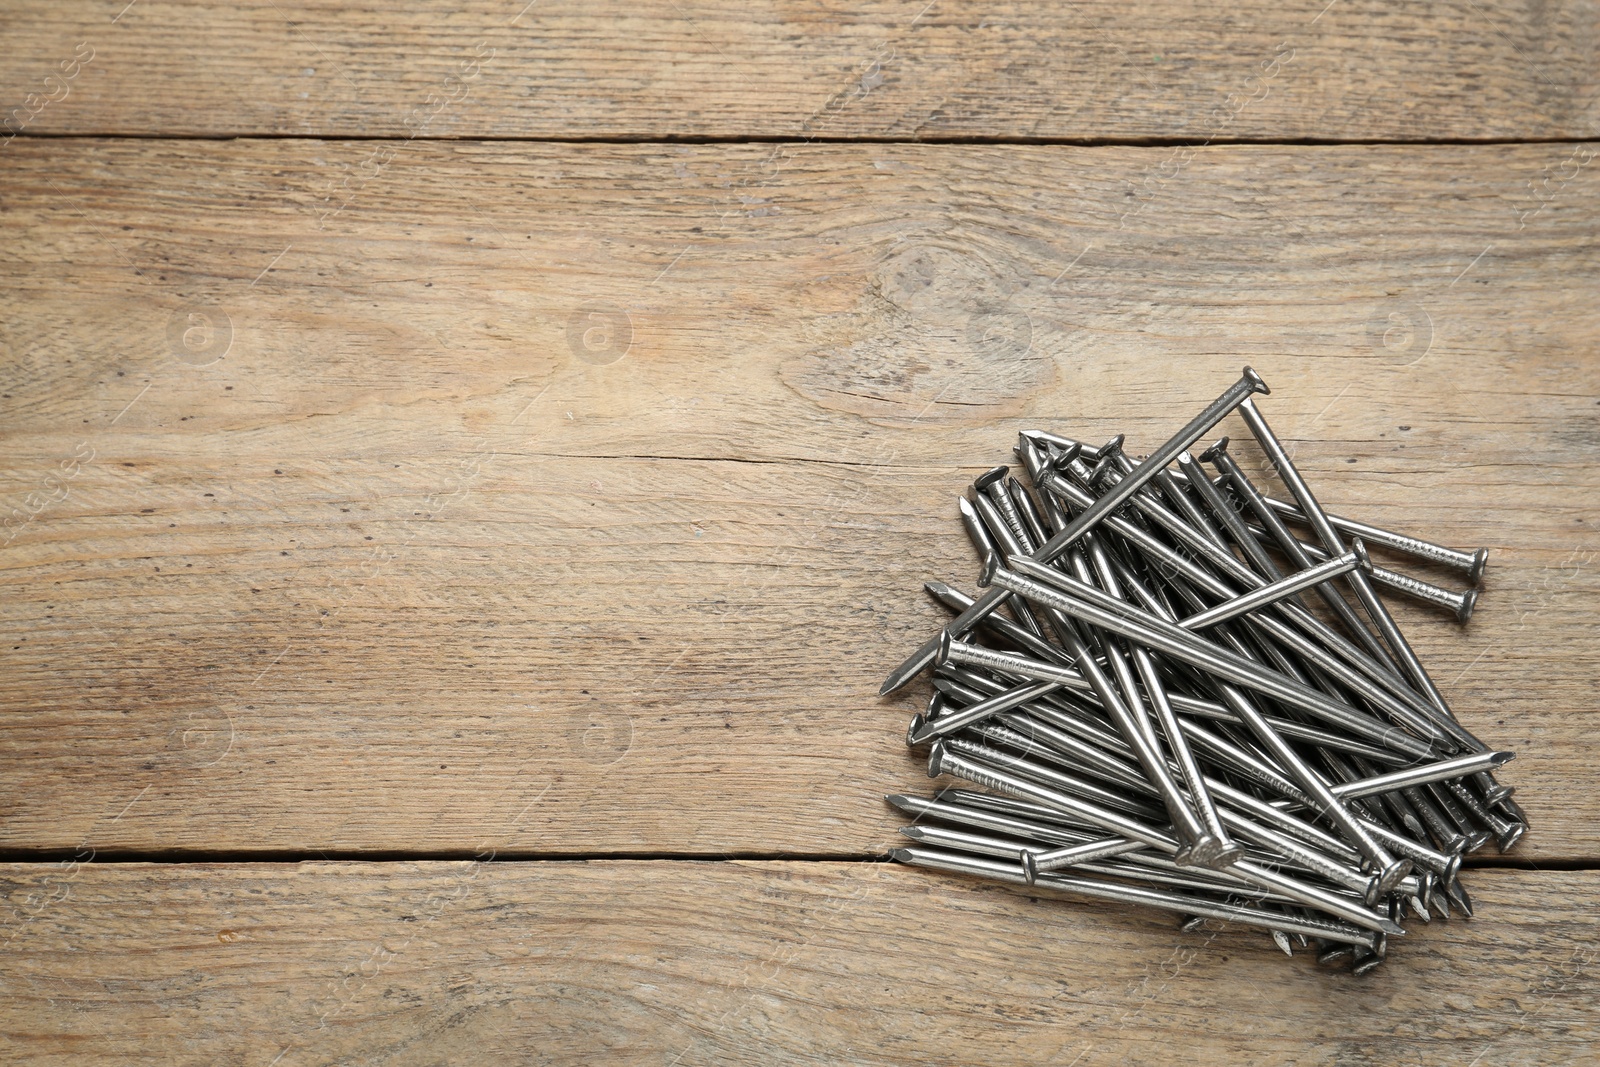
[1,139,1595,860]
[2,2,1599,1062]
[3,862,1599,1065]
[2,1,1598,141]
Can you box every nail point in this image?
[907,713,927,748]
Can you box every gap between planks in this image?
[3,132,1599,148]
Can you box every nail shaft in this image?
[880,368,1270,696]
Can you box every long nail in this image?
[899,827,1268,908]
[979,561,1436,759]
[890,845,1380,950]
[910,678,1062,742]
[1179,541,1371,630]
[899,825,1271,904]
[880,368,1270,695]
[1051,459,1454,747]
[1261,496,1489,583]
[926,744,1402,935]
[1203,436,1404,673]
[1325,750,1514,802]
[1250,527,1479,624]
[887,792,1087,848]
[1238,399,1468,731]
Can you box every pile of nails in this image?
[884,367,1526,973]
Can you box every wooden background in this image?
[1,2,1596,1063]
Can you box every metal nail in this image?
[890,845,1380,949]
[880,368,1270,696]
[1050,458,1456,748]
[927,743,1403,935]
[1179,540,1371,630]
[979,560,1437,759]
[1245,525,1479,624]
[1261,495,1489,584]
[1238,399,1469,732]
[1202,436,1404,673]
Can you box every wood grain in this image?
[1,139,1596,858]
[1,861,1596,1065]
[1,1,1597,142]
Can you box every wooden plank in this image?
[1,861,1596,1064]
[0,139,1596,858]
[1,1,1597,141]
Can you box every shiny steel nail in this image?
[1262,495,1489,584]
[980,560,1436,759]
[910,678,1061,742]
[927,743,1403,934]
[1054,457,1454,747]
[1179,540,1371,630]
[1257,530,1479,624]
[887,793,1087,848]
[1326,750,1514,802]
[898,825,1265,903]
[889,845,1380,950]
[1202,436,1403,673]
[880,367,1270,696]
[1238,399,1465,727]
